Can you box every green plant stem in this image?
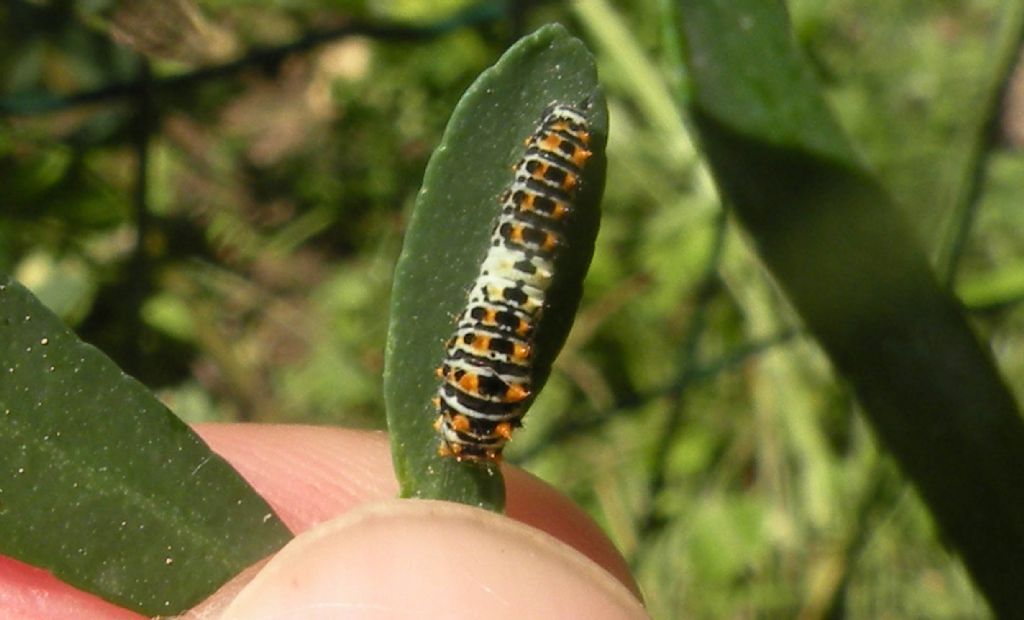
[935,0,1024,284]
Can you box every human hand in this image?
[0,424,648,619]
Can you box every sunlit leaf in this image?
[384,24,607,511]
[0,276,291,615]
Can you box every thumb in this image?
[209,499,648,620]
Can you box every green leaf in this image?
[675,1,1024,615]
[957,260,1024,310]
[0,276,291,615]
[384,24,607,511]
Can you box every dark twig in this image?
[937,8,1024,286]
[0,2,507,116]
[514,327,799,463]
[125,58,154,372]
[638,209,727,534]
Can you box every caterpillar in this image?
[433,103,592,462]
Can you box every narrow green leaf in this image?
[957,261,1024,310]
[384,24,607,511]
[0,276,291,615]
[676,1,1024,614]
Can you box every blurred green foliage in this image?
[2,0,1022,617]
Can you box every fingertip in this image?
[505,466,641,599]
[0,556,143,620]
[195,424,640,598]
[217,499,648,620]
[193,424,397,532]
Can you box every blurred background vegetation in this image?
[2,0,1022,617]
